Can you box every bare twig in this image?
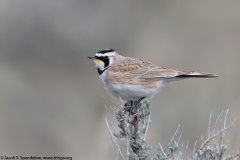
[164,123,181,151]
[208,112,212,139]
[234,152,240,159]
[159,142,167,158]
[144,110,151,140]
[105,118,126,160]
[183,140,189,159]
[193,117,237,158]
[178,125,184,144]
[105,106,126,160]
[192,141,197,159]
[127,137,130,160]
[224,109,229,129]
[201,135,203,145]
[118,94,124,105]
[176,148,181,160]
[102,96,118,110]
[212,110,224,136]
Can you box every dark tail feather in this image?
[176,71,218,78]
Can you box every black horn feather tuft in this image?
[97,49,115,54]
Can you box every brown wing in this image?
[109,57,217,86]
[109,57,183,85]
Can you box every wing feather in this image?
[109,58,183,84]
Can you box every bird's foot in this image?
[124,100,133,114]
[124,97,145,114]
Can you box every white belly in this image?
[105,82,163,101]
[99,72,163,101]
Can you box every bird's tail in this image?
[177,71,218,78]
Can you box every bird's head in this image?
[88,49,117,75]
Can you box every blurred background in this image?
[0,0,240,159]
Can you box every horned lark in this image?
[88,49,217,104]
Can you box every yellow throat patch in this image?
[94,59,105,70]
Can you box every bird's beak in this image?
[88,56,95,60]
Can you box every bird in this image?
[88,49,217,108]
